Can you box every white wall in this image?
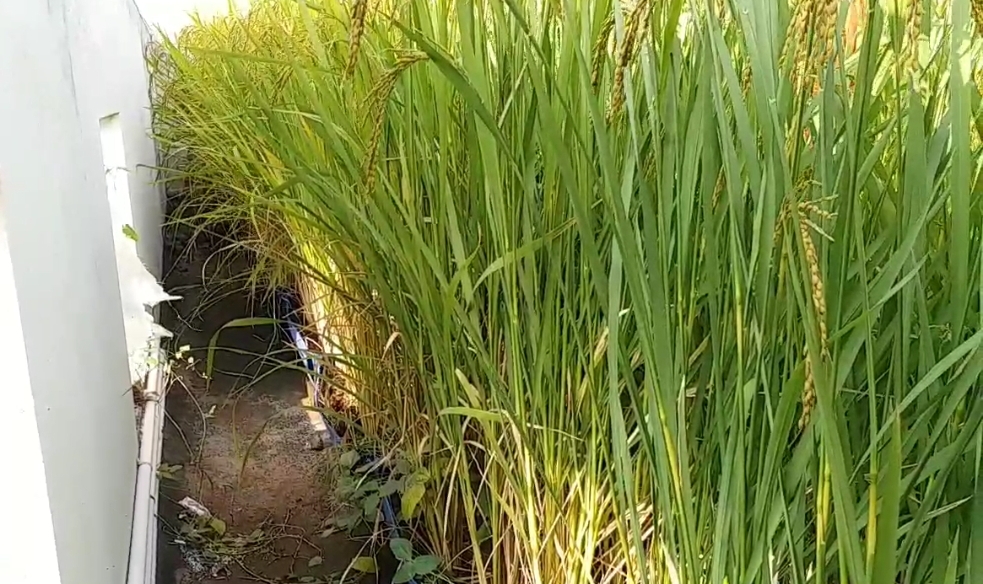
[66,0,163,271]
[0,0,163,582]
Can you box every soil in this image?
[155,232,395,584]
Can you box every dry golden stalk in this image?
[345,0,369,79]
[363,52,429,192]
[591,15,615,90]
[974,0,983,37]
[609,0,649,119]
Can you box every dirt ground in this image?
[155,233,394,584]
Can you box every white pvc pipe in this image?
[127,345,168,584]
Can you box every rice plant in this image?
[152,0,983,582]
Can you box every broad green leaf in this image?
[412,554,440,575]
[392,562,415,584]
[362,493,380,519]
[390,538,413,562]
[401,474,427,519]
[437,407,502,423]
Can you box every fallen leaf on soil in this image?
[351,556,377,573]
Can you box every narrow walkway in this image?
[155,234,382,584]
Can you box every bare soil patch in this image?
[155,235,393,584]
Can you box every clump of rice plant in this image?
[151,0,398,410]
[153,0,983,582]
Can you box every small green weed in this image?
[326,449,429,531]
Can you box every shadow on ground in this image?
[155,232,395,584]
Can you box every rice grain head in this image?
[972,0,983,37]
[820,0,839,64]
[782,0,817,90]
[741,61,752,96]
[906,0,923,75]
[799,344,816,430]
[363,51,429,192]
[345,0,369,78]
[796,211,827,430]
[609,0,649,119]
[591,15,616,90]
[798,201,836,222]
[799,220,828,350]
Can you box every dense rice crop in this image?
[152,0,983,582]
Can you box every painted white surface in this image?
[100,114,137,242]
[0,203,63,584]
[99,115,176,383]
[0,0,165,582]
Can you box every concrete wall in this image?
[0,0,162,582]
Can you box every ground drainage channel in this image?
[155,239,399,584]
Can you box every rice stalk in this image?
[151,1,983,583]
